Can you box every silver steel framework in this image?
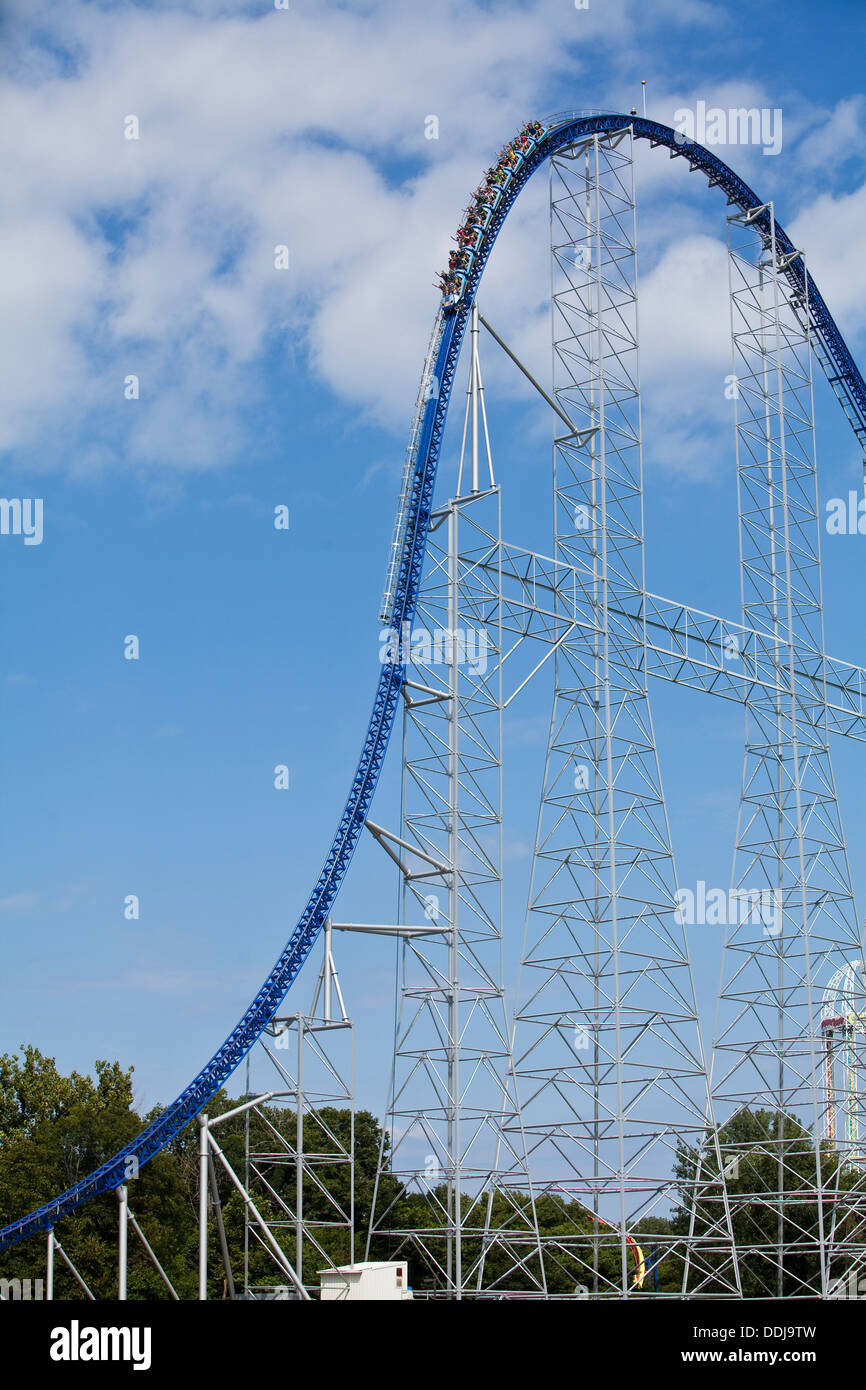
[367,325,543,1297]
[708,205,866,1298]
[194,927,355,1301]
[373,130,866,1300]
[241,925,355,1299]
[241,1009,354,1297]
[501,132,736,1297]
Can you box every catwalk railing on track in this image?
[3,114,865,1252]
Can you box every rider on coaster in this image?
[443,128,552,302]
[437,270,458,297]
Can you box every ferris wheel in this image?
[821,962,866,1161]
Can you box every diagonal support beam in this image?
[479,312,581,437]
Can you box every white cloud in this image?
[640,234,730,385]
[788,182,866,341]
[637,233,733,477]
[0,0,596,464]
[796,96,866,172]
[3,0,850,479]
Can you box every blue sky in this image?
[1,0,865,1129]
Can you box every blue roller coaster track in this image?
[2,113,865,1252]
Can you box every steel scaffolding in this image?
[350,132,866,1301]
[367,319,541,1297]
[498,131,736,1297]
[710,204,866,1298]
[195,927,355,1301]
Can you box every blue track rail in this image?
[2,115,864,1252]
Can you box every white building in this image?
[319,1261,412,1301]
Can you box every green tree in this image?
[672,1107,860,1297]
[0,1046,406,1299]
[0,1045,197,1298]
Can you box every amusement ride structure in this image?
[2,112,866,1300]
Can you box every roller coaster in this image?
[3,111,866,1298]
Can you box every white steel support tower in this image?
[196,927,356,1301]
[368,319,541,1298]
[241,934,355,1298]
[710,206,866,1298]
[507,131,737,1297]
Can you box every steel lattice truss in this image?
[373,131,866,1299]
[502,136,736,1297]
[709,208,866,1298]
[368,491,544,1295]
